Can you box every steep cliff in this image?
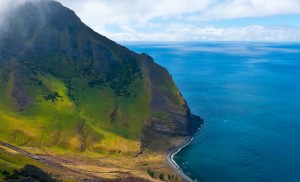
[140,54,202,151]
[0,0,202,154]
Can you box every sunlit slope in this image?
[0,0,201,155]
[0,68,150,153]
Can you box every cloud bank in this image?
[57,0,300,41]
[0,0,41,28]
[107,25,300,42]
[1,0,300,41]
[58,0,300,23]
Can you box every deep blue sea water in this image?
[125,42,300,182]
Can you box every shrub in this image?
[43,91,62,102]
[159,173,164,180]
[147,169,155,178]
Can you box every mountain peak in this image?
[1,0,85,59]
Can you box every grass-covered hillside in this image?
[0,1,152,154]
[0,1,203,181]
[0,0,201,157]
[0,70,149,153]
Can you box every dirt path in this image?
[0,141,101,180]
[0,141,152,182]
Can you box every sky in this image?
[56,0,300,42]
[2,0,300,42]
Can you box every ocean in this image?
[125,42,300,182]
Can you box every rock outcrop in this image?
[140,54,203,151]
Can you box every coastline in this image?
[166,137,194,182]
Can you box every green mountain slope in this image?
[0,0,202,156]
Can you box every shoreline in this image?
[166,137,194,182]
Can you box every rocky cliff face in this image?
[140,54,203,151]
[0,0,202,152]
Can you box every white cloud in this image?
[57,0,300,41]
[59,0,300,23]
[58,0,212,35]
[1,0,300,41]
[106,25,300,42]
[199,0,300,20]
[0,0,41,28]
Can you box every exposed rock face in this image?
[140,54,203,151]
[11,68,32,111]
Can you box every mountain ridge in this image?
[0,1,203,181]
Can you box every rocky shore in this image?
[166,137,195,182]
